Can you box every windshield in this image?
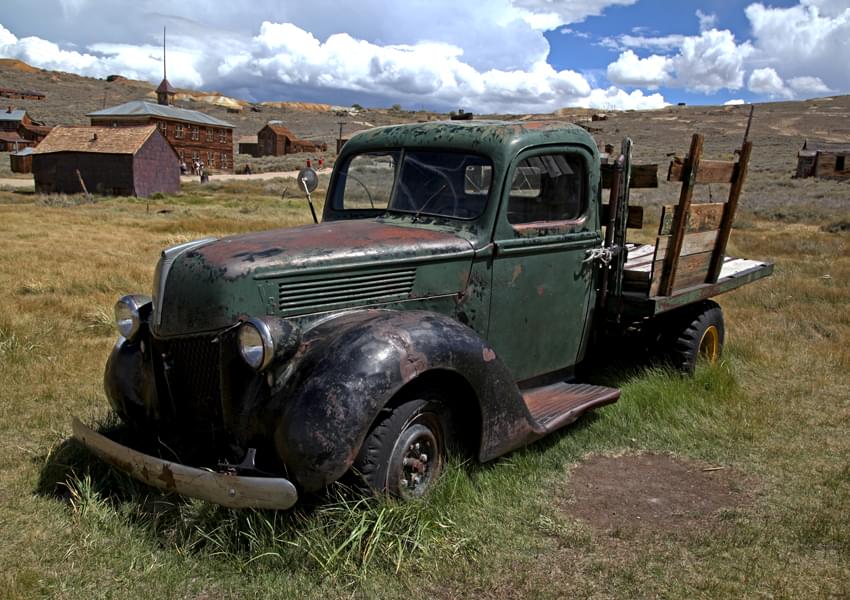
[332,150,492,220]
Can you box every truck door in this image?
[487,147,600,382]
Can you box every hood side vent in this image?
[278,268,416,315]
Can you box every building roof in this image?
[0,109,26,122]
[32,125,162,155]
[87,100,234,128]
[155,78,176,94]
[262,123,297,138]
[0,132,27,144]
[801,140,850,153]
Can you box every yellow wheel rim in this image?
[698,325,720,363]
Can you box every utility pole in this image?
[336,120,346,154]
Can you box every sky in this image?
[1,0,848,113]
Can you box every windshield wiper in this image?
[412,184,447,223]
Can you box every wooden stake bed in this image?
[607,132,773,318]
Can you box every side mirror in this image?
[297,167,319,223]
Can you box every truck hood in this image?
[152,219,475,337]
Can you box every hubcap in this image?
[698,324,720,362]
[389,423,441,499]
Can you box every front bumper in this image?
[72,418,299,510]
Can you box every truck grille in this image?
[278,268,416,314]
[158,334,223,427]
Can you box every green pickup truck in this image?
[73,120,773,510]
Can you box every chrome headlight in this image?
[114,294,152,341]
[237,317,301,372]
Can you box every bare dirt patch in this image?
[563,453,749,534]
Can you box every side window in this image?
[507,153,586,225]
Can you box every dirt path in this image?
[0,177,33,189]
[180,167,333,184]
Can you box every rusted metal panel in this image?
[72,419,298,510]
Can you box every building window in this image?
[206,127,213,142]
[221,152,228,168]
[218,128,227,143]
[191,126,199,141]
[837,155,846,171]
[159,122,167,136]
[175,124,184,139]
[192,151,199,162]
[207,151,214,166]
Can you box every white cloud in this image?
[787,75,832,94]
[583,86,667,110]
[696,10,717,32]
[606,28,752,94]
[511,0,638,29]
[746,1,850,94]
[724,99,746,105]
[748,67,792,98]
[606,50,672,88]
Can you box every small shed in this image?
[796,140,850,179]
[32,125,179,197]
[237,135,259,157]
[257,123,326,156]
[10,146,33,173]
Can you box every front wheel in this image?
[353,395,447,499]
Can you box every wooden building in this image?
[796,140,850,179]
[257,123,327,156]
[237,135,259,157]
[0,107,52,146]
[87,77,235,172]
[0,87,46,100]
[32,125,179,197]
[10,147,33,173]
[0,131,34,152]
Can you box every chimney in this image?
[92,133,98,141]
[6,106,11,114]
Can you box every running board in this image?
[522,382,620,434]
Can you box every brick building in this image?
[32,125,179,197]
[87,77,235,172]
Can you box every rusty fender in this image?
[103,333,159,425]
[273,309,536,492]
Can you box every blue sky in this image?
[1,0,848,112]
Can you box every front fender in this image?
[275,309,534,492]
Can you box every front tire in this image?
[353,395,447,499]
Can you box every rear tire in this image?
[353,393,448,500]
[664,300,725,374]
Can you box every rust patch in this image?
[511,264,523,285]
[537,285,546,297]
[157,464,177,490]
[482,347,496,362]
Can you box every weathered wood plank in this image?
[668,157,737,184]
[601,162,658,189]
[655,229,719,257]
[658,202,725,235]
[650,250,713,295]
[707,140,752,282]
[658,133,703,295]
[601,204,644,228]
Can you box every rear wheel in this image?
[353,394,448,499]
[664,300,725,373]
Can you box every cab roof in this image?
[342,120,597,164]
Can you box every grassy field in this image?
[0,150,849,599]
